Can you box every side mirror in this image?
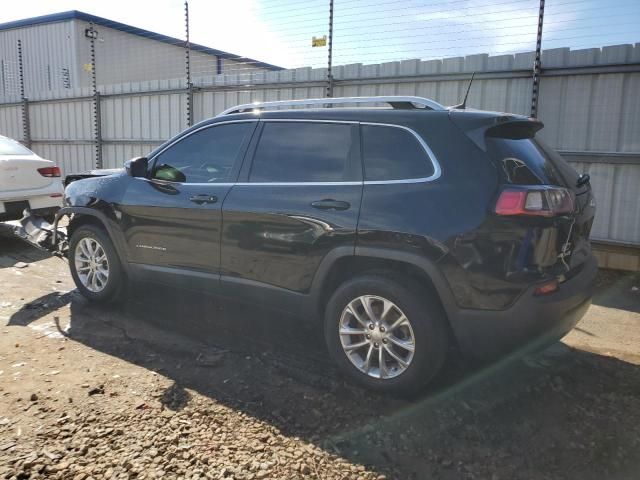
[125,157,148,178]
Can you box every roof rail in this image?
[218,96,446,116]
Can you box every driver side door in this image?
[118,120,257,289]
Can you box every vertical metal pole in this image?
[17,40,31,149]
[185,0,193,127]
[89,23,102,169]
[326,0,334,98]
[530,0,545,118]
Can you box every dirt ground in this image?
[1,224,639,480]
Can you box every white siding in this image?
[0,19,270,101]
[0,21,78,98]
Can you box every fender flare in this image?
[309,246,457,320]
[54,206,129,274]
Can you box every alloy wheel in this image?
[339,295,416,379]
[74,237,110,293]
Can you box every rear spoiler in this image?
[449,110,544,151]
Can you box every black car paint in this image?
[219,120,363,296]
[63,168,123,187]
[118,177,231,273]
[62,107,596,357]
[220,184,362,293]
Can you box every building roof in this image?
[0,10,283,71]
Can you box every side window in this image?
[362,125,435,181]
[249,122,357,182]
[152,122,254,183]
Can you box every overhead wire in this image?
[23,0,636,84]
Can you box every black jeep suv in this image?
[60,96,597,393]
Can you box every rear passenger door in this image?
[220,120,362,304]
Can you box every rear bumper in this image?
[0,180,64,203]
[0,205,60,222]
[0,202,61,221]
[0,188,63,221]
[449,254,598,359]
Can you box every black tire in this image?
[69,224,125,303]
[324,275,448,395]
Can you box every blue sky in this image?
[4,0,640,68]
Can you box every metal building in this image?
[0,10,281,98]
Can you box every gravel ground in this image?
[1,226,639,480]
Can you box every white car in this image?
[0,135,63,223]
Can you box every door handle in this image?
[310,199,350,211]
[189,194,218,205]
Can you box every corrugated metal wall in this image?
[0,105,22,139]
[0,44,639,247]
[0,21,78,96]
[99,79,187,168]
[28,96,94,174]
[571,162,640,245]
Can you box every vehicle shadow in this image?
[7,291,73,326]
[9,286,640,479]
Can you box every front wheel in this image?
[69,224,124,302]
[325,275,448,395]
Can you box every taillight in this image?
[495,186,575,217]
[37,166,61,177]
[534,279,559,296]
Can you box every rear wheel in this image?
[69,224,124,302]
[325,275,447,394]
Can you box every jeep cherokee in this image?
[59,96,597,394]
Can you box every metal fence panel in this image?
[569,161,640,246]
[0,44,639,246]
[102,142,162,169]
[0,104,22,139]
[101,79,187,140]
[608,164,640,243]
[31,143,94,177]
[29,99,93,142]
[619,72,640,153]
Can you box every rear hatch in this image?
[451,110,595,276]
[485,135,595,271]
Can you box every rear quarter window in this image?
[486,137,578,187]
[362,125,435,181]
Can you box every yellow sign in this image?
[312,36,327,47]
[83,63,93,73]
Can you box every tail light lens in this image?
[534,279,559,296]
[495,186,575,217]
[37,166,61,177]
